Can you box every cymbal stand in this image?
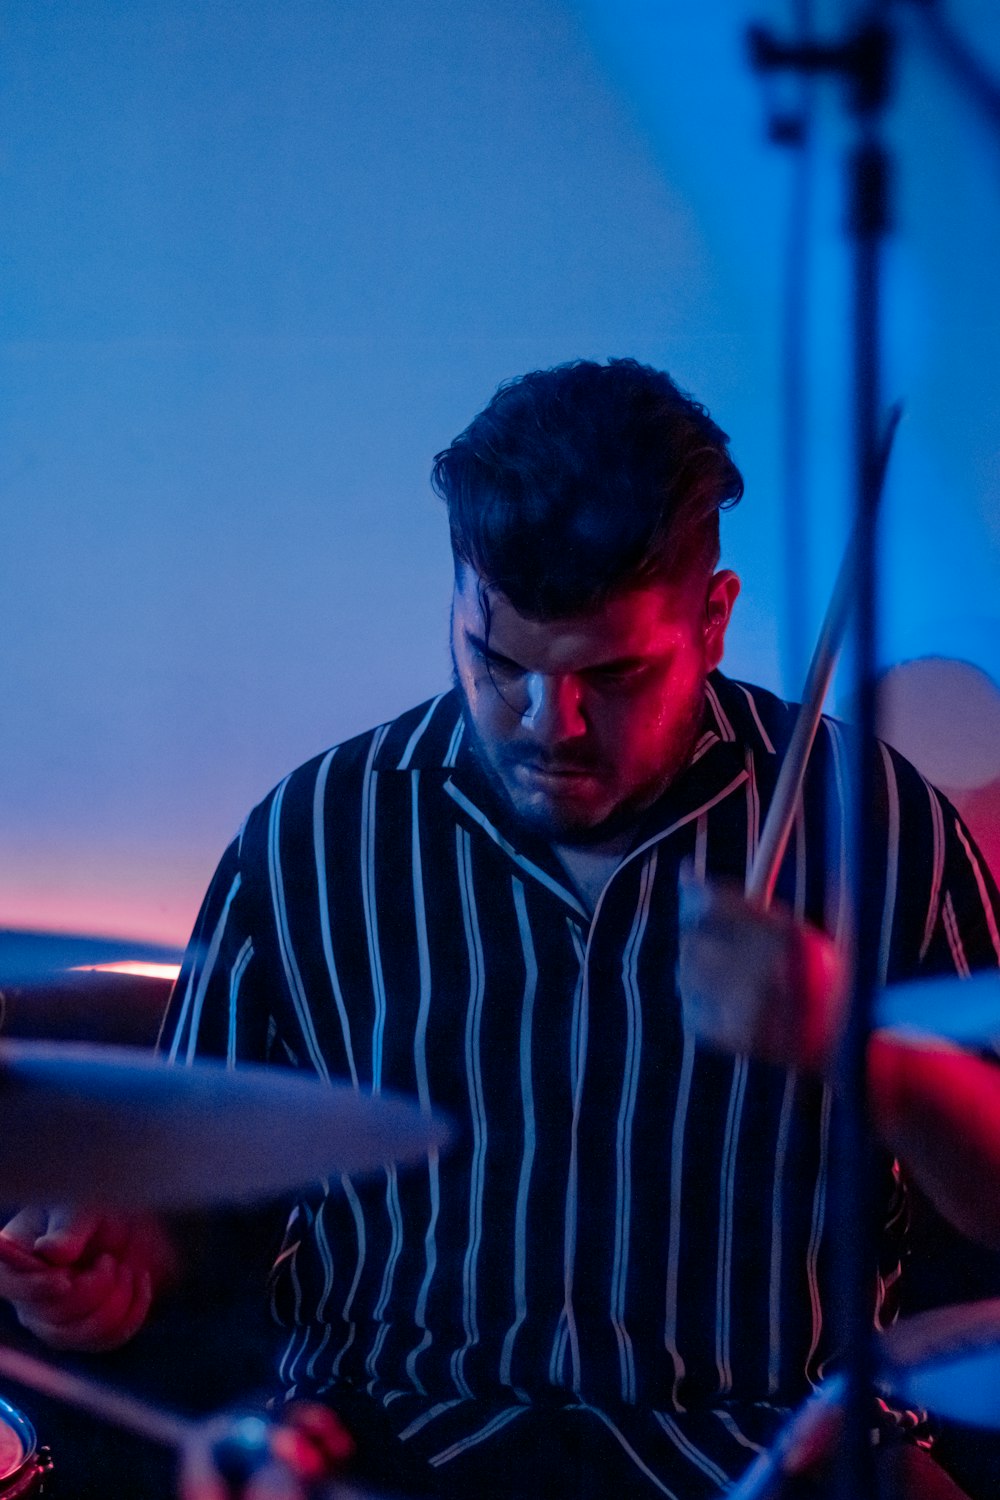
[0,1342,350,1499]
[749,9,893,1497]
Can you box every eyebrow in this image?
[465,630,648,675]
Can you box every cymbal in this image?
[0,928,184,984]
[0,1041,450,1209]
[877,969,1000,1046]
[877,1299,1000,1428]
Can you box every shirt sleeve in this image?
[155,831,296,1305]
[157,830,275,1067]
[916,789,1000,984]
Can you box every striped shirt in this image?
[161,672,1000,1496]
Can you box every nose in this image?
[521,673,587,742]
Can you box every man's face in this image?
[451,563,740,845]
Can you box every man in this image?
[3,359,1000,1498]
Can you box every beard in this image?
[452,667,705,848]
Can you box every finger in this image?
[49,1266,139,1352]
[680,867,796,934]
[93,1266,154,1352]
[87,1215,139,1260]
[33,1208,106,1267]
[35,1252,120,1327]
[25,1262,136,1351]
[0,1208,49,1249]
[118,1266,155,1344]
[55,1263,152,1353]
[0,1234,47,1276]
[0,1265,73,1307]
[284,1401,355,1468]
[679,915,786,991]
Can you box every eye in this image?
[472,642,523,677]
[489,656,523,678]
[587,662,645,687]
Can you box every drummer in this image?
[3,358,1000,1498]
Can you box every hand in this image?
[677,866,846,1074]
[0,1207,174,1352]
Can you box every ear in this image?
[704,569,740,671]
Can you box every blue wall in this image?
[2,1,997,941]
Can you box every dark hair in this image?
[431,358,744,619]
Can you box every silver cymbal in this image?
[877,970,1000,1046]
[0,928,184,983]
[6,928,999,1045]
[0,1041,450,1208]
[877,1299,1000,1428]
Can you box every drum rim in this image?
[0,1395,38,1483]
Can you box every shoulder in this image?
[715,672,933,775]
[708,673,798,755]
[712,670,949,825]
[233,691,464,848]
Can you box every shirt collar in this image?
[389,671,766,858]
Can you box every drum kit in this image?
[0,929,449,1498]
[5,3,1000,1490]
[742,1,1000,1493]
[0,930,998,1498]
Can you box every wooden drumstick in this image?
[747,402,903,909]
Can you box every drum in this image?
[0,1397,52,1497]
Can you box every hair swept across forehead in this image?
[431,358,744,619]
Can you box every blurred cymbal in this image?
[0,1041,449,1208]
[877,969,1000,1046]
[877,658,1000,793]
[0,928,184,984]
[0,928,179,1047]
[877,1299,1000,1428]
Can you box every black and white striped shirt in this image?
[162,672,1000,1496]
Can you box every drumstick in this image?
[747,402,903,909]
[725,1375,846,1499]
[0,1234,49,1276]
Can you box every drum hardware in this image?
[727,1300,1000,1497]
[0,938,444,1492]
[0,1396,52,1498]
[748,0,1000,1489]
[877,970,1000,1047]
[0,931,183,986]
[746,402,901,910]
[4,1295,1000,1500]
[0,1344,376,1500]
[877,1298,1000,1430]
[0,980,445,1493]
[724,1376,846,1500]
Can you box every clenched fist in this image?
[677,866,847,1074]
[0,1206,175,1352]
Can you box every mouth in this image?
[510,762,599,788]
